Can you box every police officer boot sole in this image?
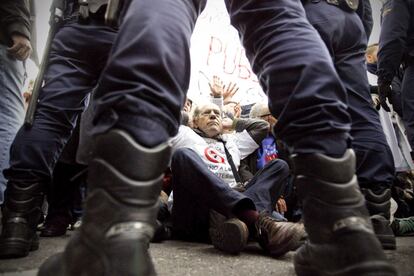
[295,260,397,276]
[293,232,397,276]
[376,234,396,250]
[38,232,156,276]
[209,218,249,254]
[0,234,39,259]
[371,215,396,250]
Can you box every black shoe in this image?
[371,214,396,250]
[152,220,172,243]
[0,179,44,259]
[0,220,39,259]
[363,188,396,250]
[40,215,70,237]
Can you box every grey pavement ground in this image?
[0,232,413,276]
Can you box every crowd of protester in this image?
[0,0,414,275]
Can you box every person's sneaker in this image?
[68,218,82,231]
[391,216,414,236]
[209,210,249,254]
[255,212,306,257]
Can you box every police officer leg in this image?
[303,0,396,251]
[292,150,397,275]
[39,130,172,276]
[0,21,114,259]
[401,65,414,152]
[225,0,396,274]
[353,141,395,250]
[38,0,206,274]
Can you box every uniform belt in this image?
[305,0,359,12]
[328,0,358,10]
[67,4,107,22]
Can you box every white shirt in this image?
[170,125,259,188]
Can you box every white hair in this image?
[249,102,269,118]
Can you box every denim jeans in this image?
[0,44,26,203]
[170,148,288,241]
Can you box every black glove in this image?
[369,85,378,95]
[378,82,392,112]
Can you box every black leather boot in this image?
[0,179,44,258]
[362,188,396,250]
[292,149,396,276]
[38,129,171,276]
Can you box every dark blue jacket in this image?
[356,0,374,39]
[378,0,414,85]
[0,0,31,46]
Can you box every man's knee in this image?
[171,148,197,169]
[266,159,290,178]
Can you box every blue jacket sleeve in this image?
[356,0,373,40]
[0,0,31,41]
[377,0,410,85]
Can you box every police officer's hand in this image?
[371,94,381,110]
[378,82,392,112]
[8,34,32,61]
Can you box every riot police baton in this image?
[24,5,63,128]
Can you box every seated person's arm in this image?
[233,118,269,145]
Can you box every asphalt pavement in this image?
[0,232,413,276]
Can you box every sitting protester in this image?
[168,102,305,256]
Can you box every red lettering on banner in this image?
[206,35,258,83]
[237,49,251,80]
[223,44,236,75]
[207,36,222,66]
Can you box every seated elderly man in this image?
[168,102,305,256]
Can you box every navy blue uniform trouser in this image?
[304,1,395,193]
[92,0,351,157]
[402,65,414,151]
[4,21,116,183]
[170,148,289,241]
